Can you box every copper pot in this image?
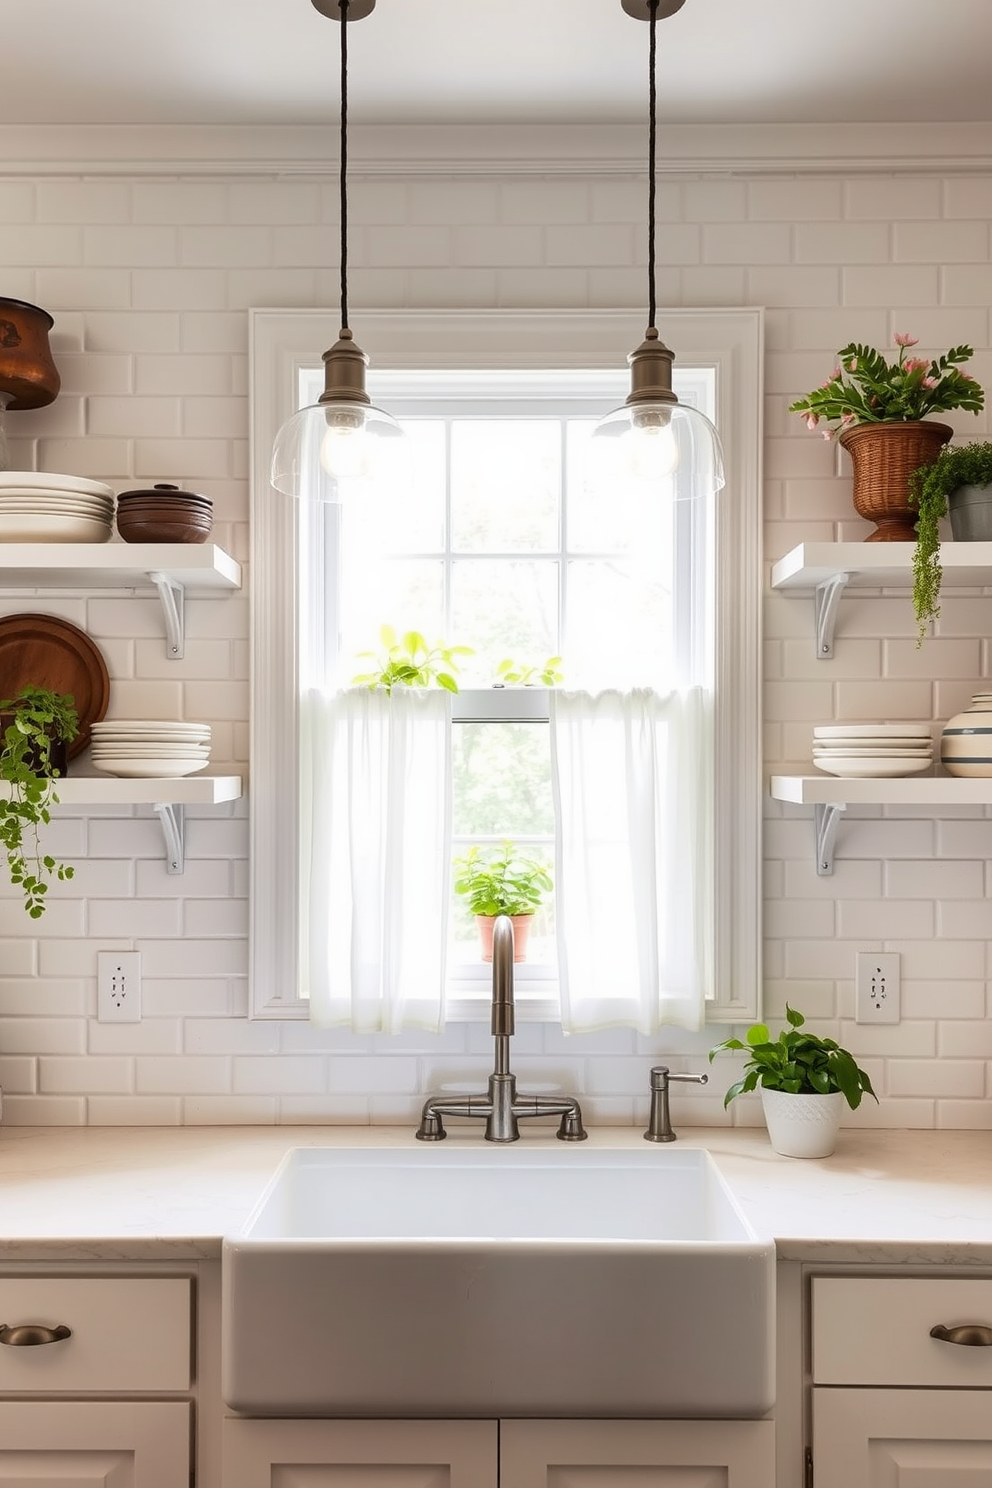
[0,298,61,410]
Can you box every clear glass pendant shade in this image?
[593,399,725,496]
[592,328,725,497]
[270,328,404,501]
[271,398,403,500]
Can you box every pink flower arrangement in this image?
[789,335,984,437]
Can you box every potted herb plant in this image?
[909,440,992,643]
[709,1005,877,1158]
[788,335,984,541]
[0,686,78,918]
[452,840,553,963]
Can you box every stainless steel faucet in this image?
[416,914,587,1143]
[643,1063,708,1142]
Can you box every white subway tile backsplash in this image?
[888,1058,986,1099]
[0,143,988,1131]
[183,1095,277,1124]
[843,264,939,306]
[137,1056,232,1094]
[40,1056,133,1094]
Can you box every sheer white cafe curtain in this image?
[550,687,713,1035]
[300,686,452,1033]
[300,686,710,1035]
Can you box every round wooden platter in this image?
[0,613,110,757]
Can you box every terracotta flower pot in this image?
[839,420,953,542]
[475,913,533,963]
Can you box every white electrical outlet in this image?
[855,951,900,1024]
[97,951,142,1023]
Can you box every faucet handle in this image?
[643,1064,708,1143]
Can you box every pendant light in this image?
[593,0,725,496]
[271,0,402,500]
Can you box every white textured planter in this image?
[760,1087,845,1159]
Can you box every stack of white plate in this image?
[89,719,211,778]
[0,472,115,542]
[812,723,933,778]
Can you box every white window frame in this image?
[249,307,763,1024]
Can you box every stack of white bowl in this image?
[89,720,211,778]
[812,723,933,778]
[0,472,114,542]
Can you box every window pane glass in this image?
[451,420,560,552]
[362,420,446,552]
[566,558,673,689]
[452,722,555,838]
[566,420,676,555]
[339,559,446,682]
[451,558,559,686]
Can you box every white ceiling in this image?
[8,0,992,129]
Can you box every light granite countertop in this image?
[0,1124,990,1265]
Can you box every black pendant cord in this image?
[647,0,658,330]
[339,0,350,331]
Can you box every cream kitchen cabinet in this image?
[0,1275,193,1488]
[222,1418,499,1487]
[222,1417,775,1487]
[0,1401,190,1487]
[499,1419,776,1486]
[809,1276,992,1487]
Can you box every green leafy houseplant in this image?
[709,1005,877,1111]
[495,656,564,687]
[0,686,79,918]
[452,841,553,918]
[352,625,474,694]
[909,440,992,642]
[788,335,984,437]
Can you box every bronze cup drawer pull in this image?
[930,1322,992,1347]
[0,1322,72,1347]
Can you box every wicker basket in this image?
[839,420,953,541]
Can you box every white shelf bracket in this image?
[153,802,186,875]
[147,570,186,660]
[814,572,850,659]
[814,801,845,876]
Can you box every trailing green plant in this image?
[0,686,79,918]
[452,840,553,918]
[908,440,992,643]
[352,625,474,694]
[789,334,984,437]
[494,655,564,687]
[708,1004,877,1111]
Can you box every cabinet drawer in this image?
[0,1277,191,1392]
[812,1277,992,1386]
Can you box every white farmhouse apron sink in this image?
[221,1145,774,1418]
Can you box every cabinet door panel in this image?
[499,1420,776,1488]
[0,1402,190,1488]
[222,1419,497,1488]
[813,1388,992,1486]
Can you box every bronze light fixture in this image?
[593,0,724,494]
[271,0,402,498]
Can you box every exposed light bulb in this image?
[320,405,373,480]
[623,407,680,479]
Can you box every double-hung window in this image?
[250,308,762,1028]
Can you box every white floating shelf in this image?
[771,541,992,592]
[0,775,244,874]
[0,542,241,591]
[770,774,992,876]
[770,774,992,806]
[770,542,992,658]
[41,775,244,806]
